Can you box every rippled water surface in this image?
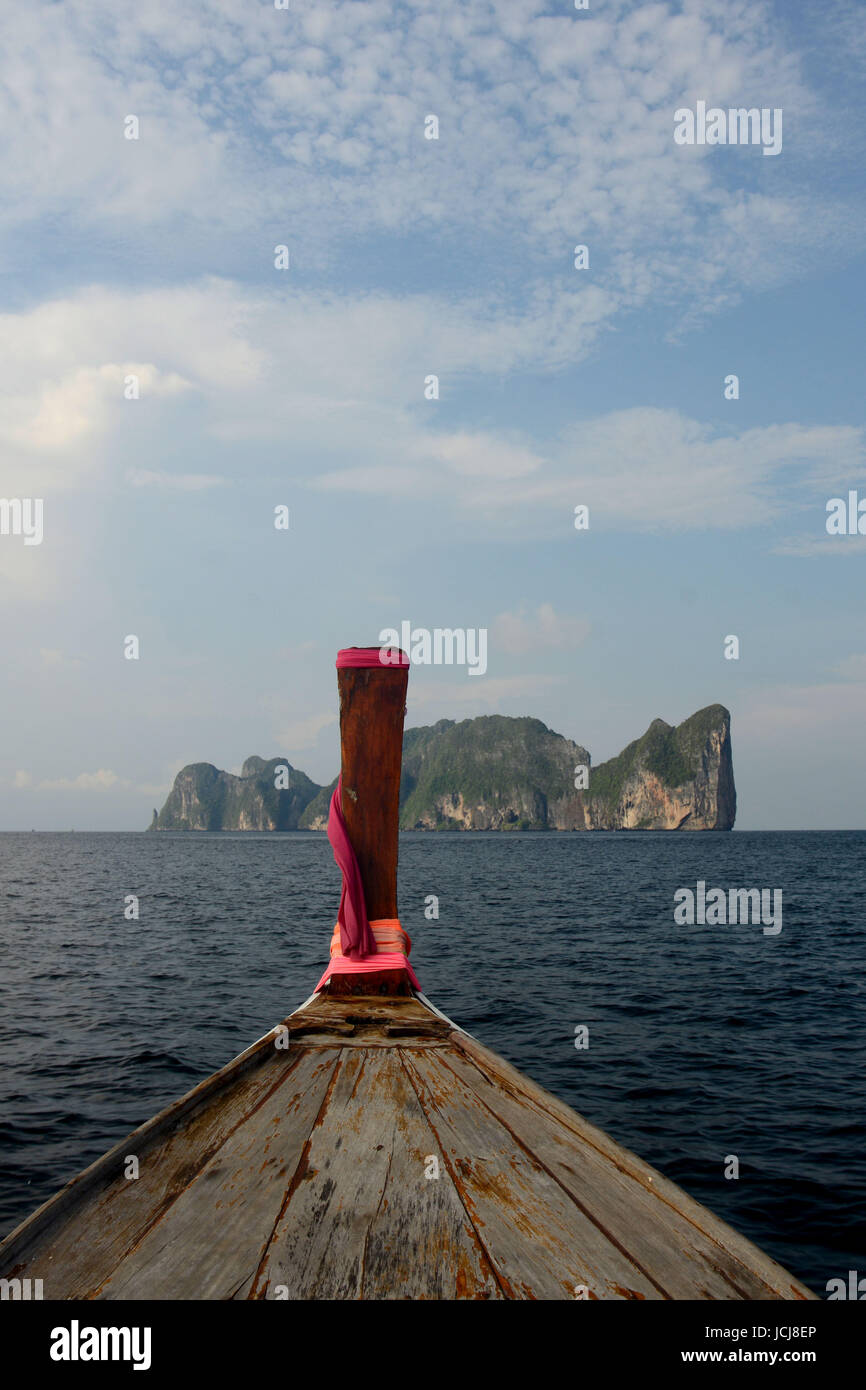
[1,830,864,1295]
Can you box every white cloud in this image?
[32,769,124,791]
[493,604,590,655]
[127,469,226,491]
[136,780,175,798]
[0,364,188,454]
[513,412,864,531]
[737,679,866,736]
[1,284,859,562]
[0,273,857,650]
[313,464,436,498]
[0,279,615,532]
[833,653,866,680]
[39,649,82,669]
[408,673,565,715]
[274,712,338,753]
[424,433,544,480]
[0,0,857,328]
[316,403,865,534]
[771,535,866,557]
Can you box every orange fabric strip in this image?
[328,918,412,959]
[315,917,419,991]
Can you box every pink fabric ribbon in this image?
[327,774,376,958]
[315,951,419,994]
[335,645,409,669]
[314,920,421,993]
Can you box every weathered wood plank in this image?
[402,1049,664,1299]
[294,994,447,1030]
[92,1048,342,1300]
[286,993,452,1048]
[360,1050,504,1301]
[326,969,413,997]
[252,1048,502,1300]
[0,1028,308,1296]
[438,1048,775,1299]
[452,1032,815,1300]
[288,1031,450,1048]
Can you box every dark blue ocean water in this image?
[0,830,863,1297]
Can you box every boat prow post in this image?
[317,644,417,999]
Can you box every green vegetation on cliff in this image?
[150,705,734,831]
[299,777,338,829]
[588,705,730,814]
[398,715,588,830]
[151,757,321,831]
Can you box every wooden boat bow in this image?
[0,646,816,1300]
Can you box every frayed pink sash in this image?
[326,774,375,959]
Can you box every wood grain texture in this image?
[450,1030,816,1301]
[95,1049,341,1300]
[0,990,816,1301]
[337,663,408,922]
[0,1025,306,1296]
[437,1047,777,1299]
[251,1047,502,1300]
[286,993,452,1048]
[326,967,413,997]
[402,1049,663,1299]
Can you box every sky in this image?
[1,0,864,831]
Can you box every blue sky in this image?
[1,0,864,830]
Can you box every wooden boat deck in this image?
[0,991,815,1300]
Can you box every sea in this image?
[1,829,864,1297]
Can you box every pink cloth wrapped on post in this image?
[314,919,420,993]
[326,773,376,959]
[317,645,419,992]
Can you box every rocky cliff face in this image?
[396,716,591,830]
[582,706,736,830]
[299,778,337,831]
[150,757,321,831]
[392,707,733,831]
[149,707,735,831]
